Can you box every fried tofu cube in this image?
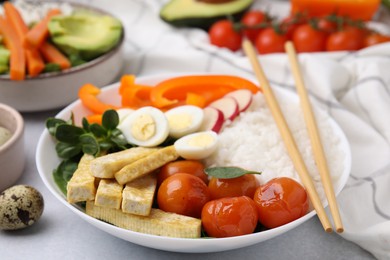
[95,179,123,209]
[121,173,157,216]
[90,147,159,178]
[67,154,96,203]
[115,145,179,185]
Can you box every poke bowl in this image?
[0,0,125,112]
[36,73,351,253]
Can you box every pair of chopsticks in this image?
[242,39,343,233]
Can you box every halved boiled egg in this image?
[174,131,218,160]
[117,106,169,147]
[116,108,134,123]
[165,105,204,139]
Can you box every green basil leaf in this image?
[82,118,90,131]
[46,118,67,136]
[55,124,85,144]
[56,142,82,159]
[89,123,107,137]
[205,166,261,179]
[80,134,100,155]
[102,109,119,130]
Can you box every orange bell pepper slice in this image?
[78,83,119,114]
[150,75,260,109]
[119,74,153,108]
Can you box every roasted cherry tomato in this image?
[209,19,242,51]
[255,27,289,54]
[326,26,365,51]
[253,177,309,229]
[158,160,207,186]
[157,173,210,218]
[363,33,390,48]
[292,24,328,52]
[201,196,258,238]
[208,174,259,199]
[241,10,268,42]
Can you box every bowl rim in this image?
[0,103,24,153]
[0,0,125,82]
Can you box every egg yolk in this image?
[188,133,214,147]
[131,114,156,141]
[167,113,192,131]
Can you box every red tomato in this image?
[363,33,390,48]
[253,177,309,229]
[317,18,337,35]
[201,196,258,238]
[326,27,365,51]
[281,14,307,39]
[255,27,288,54]
[292,24,328,52]
[208,19,242,51]
[241,10,268,42]
[157,173,210,218]
[158,160,207,186]
[208,174,259,199]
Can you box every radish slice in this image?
[208,97,239,121]
[225,89,253,112]
[200,107,224,133]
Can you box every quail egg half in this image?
[0,185,44,230]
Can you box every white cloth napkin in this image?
[91,0,390,258]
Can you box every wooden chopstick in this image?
[284,41,344,233]
[242,38,333,233]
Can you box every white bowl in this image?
[36,74,351,253]
[0,103,25,192]
[0,2,125,112]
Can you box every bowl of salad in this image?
[35,73,351,253]
[0,0,125,112]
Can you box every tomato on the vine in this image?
[280,14,307,39]
[241,10,268,42]
[201,196,258,238]
[326,26,365,51]
[292,23,328,52]
[363,33,390,48]
[255,27,288,54]
[208,19,242,51]
[157,173,210,218]
[253,177,309,229]
[317,17,337,35]
[208,174,259,199]
[158,160,207,186]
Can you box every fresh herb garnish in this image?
[205,166,261,179]
[47,109,130,195]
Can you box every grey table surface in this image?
[0,110,376,260]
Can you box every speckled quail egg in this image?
[165,105,204,139]
[174,130,218,160]
[0,185,44,230]
[117,106,169,147]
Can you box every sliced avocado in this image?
[48,11,123,61]
[160,0,253,30]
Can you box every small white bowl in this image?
[0,103,25,192]
[0,2,125,112]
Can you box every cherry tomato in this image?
[326,27,365,51]
[201,196,258,238]
[255,27,288,54]
[157,173,210,218]
[209,19,242,51]
[208,174,259,199]
[317,18,337,35]
[253,177,309,229]
[292,24,328,52]
[280,14,307,39]
[241,10,268,42]
[363,33,390,48]
[158,160,207,186]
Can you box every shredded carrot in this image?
[39,41,71,70]
[0,16,25,80]
[150,75,259,108]
[78,83,119,114]
[4,2,45,77]
[24,8,61,49]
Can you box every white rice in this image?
[204,92,345,202]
